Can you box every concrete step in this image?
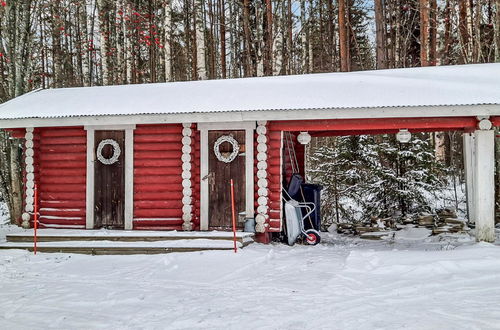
[1,229,254,255]
[6,229,254,243]
[0,238,251,255]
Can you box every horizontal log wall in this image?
[37,127,87,228]
[133,124,184,230]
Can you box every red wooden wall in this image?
[37,127,87,228]
[133,124,184,230]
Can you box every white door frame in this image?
[198,122,256,231]
[85,125,136,230]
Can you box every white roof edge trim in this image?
[0,104,498,129]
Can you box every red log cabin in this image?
[0,64,499,243]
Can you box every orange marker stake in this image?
[230,179,237,253]
[34,184,38,255]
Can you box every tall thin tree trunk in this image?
[429,0,437,65]
[242,0,252,76]
[419,0,430,66]
[97,0,111,85]
[496,0,500,61]
[374,0,387,69]
[265,0,273,75]
[164,0,173,82]
[474,0,482,62]
[338,0,350,72]
[15,0,31,97]
[458,0,470,63]
[300,0,308,73]
[195,0,207,80]
[442,0,452,65]
[51,2,63,88]
[9,140,21,224]
[256,1,264,76]
[219,0,227,78]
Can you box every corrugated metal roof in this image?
[0,63,499,120]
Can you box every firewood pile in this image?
[335,207,469,240]
[432,208,468,234]
[336,217,397,240]
[416,208,468,234]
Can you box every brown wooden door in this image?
[94,130,125,229]
[208,130,245,230]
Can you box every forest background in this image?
[0,0,499,226]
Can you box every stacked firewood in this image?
[417,213,435,227]
[336,208,468,239]
[432,208,467,234]
[352,217,396,240]
[416,209,467,234]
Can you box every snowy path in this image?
[1,230,500,329]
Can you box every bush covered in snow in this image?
[308,133,466,228]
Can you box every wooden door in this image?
[208,130,246,230]
[94,130,125,229]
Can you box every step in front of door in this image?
[6,229,255,244]
[0,238,253,255]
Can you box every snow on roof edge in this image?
[1,103,499,121]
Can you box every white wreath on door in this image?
[213,135,240,163]
[97,139,121,165]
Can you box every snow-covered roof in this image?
[0,63,499,127]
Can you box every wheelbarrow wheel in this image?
[305,229,321,245]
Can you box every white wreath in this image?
[214,135,240,163]
[97,139,121,165]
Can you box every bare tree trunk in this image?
[195,0,207,80]
[9,139,21,224]
[429,0,437,65]
[273,2,284,75]
[219,0,227,78]
[265,0,273,75]
[97,0,111,85]
[374,0,387,69]
[78,1,91,86]
[15,0,31,97]
[458,0,470,63]
[287,0,293,74]
[242,0,253,77]
[164,0,173,82]
[442,0,452,65]
[496,0,500,61]
[300,0,309,73]
[256,1,264,76]
[419,0,430,66]
[125,2,133,84]
[474,0,482,62]
[51,2,63,88]
[338,0,350,72]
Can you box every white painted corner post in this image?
[181,123,194,231]
[472,118,496,242]
[22,127,35,228]
[463,133,476,223]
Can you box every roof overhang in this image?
[0,104,498,129]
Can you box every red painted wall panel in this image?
[36,127,87,229]
[133,124,185,230]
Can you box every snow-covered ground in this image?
[1,225,500,330]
